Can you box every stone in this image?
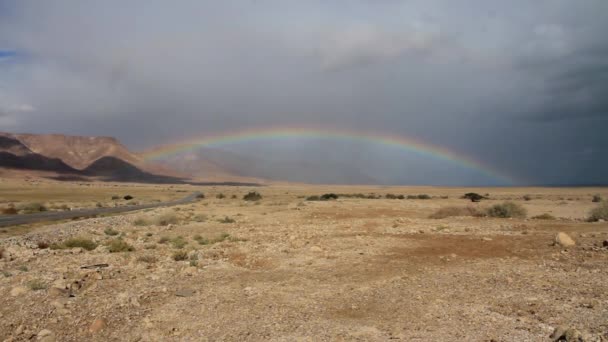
[555,232,576,247]
[10,286,27,297]
[88,318,107,333]
[48,287,70,298]
[14,325,24,335]
[37,329,55,342]
[309,246,323,252]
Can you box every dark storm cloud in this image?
[0,1,606,185]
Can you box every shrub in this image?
[523,195,532,201]
[532,213,556,220]
[194,235,210,245]
[486,202,527,218]
[406,195,418,199]
[106,239,135,253]
[592,194,602,203]
[463,193,484,202]
[192,214,207,222]
[137,255,157,263]
[0,247,4,259]
[37,241,50,249]
[158,236,170,244]
[170,236,187,249]
[231,194,237,199]
[196,193,205,199]
[429,206,483,219]
[123,195,134,200]
[111,195,120,200]
[104,228,119,236]
[588,202,608,222]
[306,195,320,201]
[51,238,98,251]
[154,213,179,226]
[27,279,47,291]
[133,217,148,226]
[219,216,235,224]
[172,250,188,261]
[1,207,17,215]
[320,193,339,200]
[216,193,225,199]
[243,191,262,201]
[20,202,47,213]
[417,194,431,200]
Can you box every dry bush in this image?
[104,227,119,236]
[592,194,602,203]
[172,250,188,261]
[51,238,98,251]
[27,279,47,291]
[532,213,556,220]
[19,202,47,213]
[486,202,527,218]
[243,191,262,201]
[37,241,50,249]
[106,239,135,253]
[154,213,179,226]
[1,207,17,215]
[137,255,157,263]
[0,247,4,259]
[588,202,608,222]
[429,206,483,219]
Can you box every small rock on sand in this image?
[555,232,575,247]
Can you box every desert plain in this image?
[1,180,607,341]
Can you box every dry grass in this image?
[486,202,527,218]
[588,202,608,222]
[429,206,483,219]
[50,237,98,251]
[106,239,135,253]
[172,250,188,261]
[532,213,556,220]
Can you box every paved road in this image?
[0,192,202,228]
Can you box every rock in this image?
[555,232,576,247]
[37,329,55,342]
[48,287,70,298]
[482,237,493,241]
[309,246,322,252]
[88,318,107,333]
[550,326,585,342]
[10,286,27,297]
[14,325,24,335]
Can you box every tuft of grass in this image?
[588,202,608,222]
[137,255,157,263]
[144,244,157,249]
[243,191,262,201]
[429,206,483,219]
[196,193,205,199]
[172,250,188,261]
[18,265,28,272]
[592,194,602,203]
[532,213,556,220]
[193,235,210,245]
[158,236,170,244]
[27,279,47,291]
[2,270,11,277]
[192,214,207,222]
[486,202,527,218]
[133,217,148,226]
[50,238,98,251]
[170,236,188,249]
[104,227,120,236]
[0,246,4,259]
[216,193,226,199]
[523,195,532,201]
[106,239,135,253]
[219,216,235,224]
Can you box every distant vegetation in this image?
[104,227,120,236]
[243,191,262,201]
[196,193,205,199]
[429,206,483,219]
[123,195,134,200]
[486,202,527,218]
[523,195,532,201]
[588,202,608,222]
[18,202,47,214]
[307,193,339,201]
[106,239,135,253]
[463,193,484,202]
[216,193,225,199]
[1,207,17,215]
[592,194,602,203]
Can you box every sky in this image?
[0,0,607,185]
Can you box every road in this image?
[0,192,202,228]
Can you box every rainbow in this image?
[142,125,515,184]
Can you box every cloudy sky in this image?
[0,1,607,185]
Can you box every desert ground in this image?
[1,181,607,341]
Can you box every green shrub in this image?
[106,239,135,253]
[592,194,602,203]
[429,206,483,219]
[172,250,188,261]
[243,191,262,201]
[588,202,608,222]
[532,213,556,220]
[51,238,98,251]
[104,227,119,236]
[486,202,527,218]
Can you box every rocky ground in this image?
[1,185,607,341]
